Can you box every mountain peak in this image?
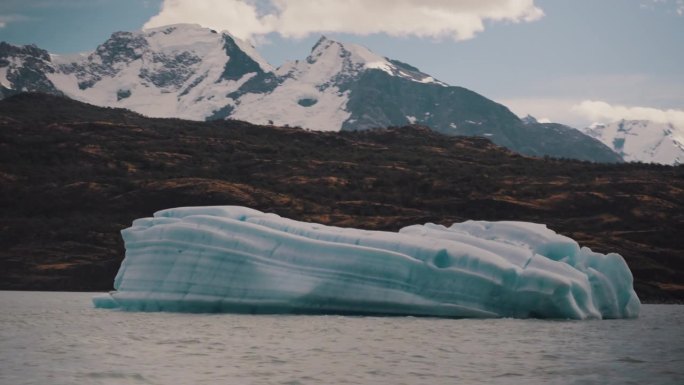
[308,36,383,65]
[521,114,538,125]
[143,23,206,33]
[0,41,51,62]
[302,36,446,87]
[311,35,331,52]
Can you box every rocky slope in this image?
[0,93,682,301]
[0,24,620,162]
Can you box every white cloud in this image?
[498,97,684,129]
[144,0,273,40]
[640,0,684,15]
[1,0,109,10]
[572,100,684,128]
[143,0,544,41]
[498,97,582,126]
[0,14,30,28]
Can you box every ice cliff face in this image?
[0,24,621,162]
[94,206,640,319]
[582,120,684,165]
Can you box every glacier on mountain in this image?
[94,206,640,319]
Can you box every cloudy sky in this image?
[1,0,682,128]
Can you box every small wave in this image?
[493,372,525,378]
[156,338,201,345]
[82,371,150,383]
[617,356,646,363]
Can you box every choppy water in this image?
[1,292,682,385]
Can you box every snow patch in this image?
[0,67,9,89]
[232,83,350,131]
[365,61,394,75]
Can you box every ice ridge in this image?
[93,206,640,319]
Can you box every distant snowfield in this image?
[582,120,684,165]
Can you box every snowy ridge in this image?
[303,36,445,86]
[582,120,684,165]
[94,206,640,319]
[274,36,444,88]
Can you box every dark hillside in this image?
[1,93,682,301]
[341,70,622,163]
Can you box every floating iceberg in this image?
[94,206,640,319]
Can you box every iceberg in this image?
[94,206,640,319]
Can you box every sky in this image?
[0,0,682,128]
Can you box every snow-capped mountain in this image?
[1,24,276,120]
[582,120,684,165]
[50,24,275,120]
[0,24,621,162]
[230,36,446,131]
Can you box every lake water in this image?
[1,292,682,385]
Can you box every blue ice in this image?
[93,206,640,319]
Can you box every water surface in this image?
[1,291,682,385]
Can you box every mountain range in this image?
[0,23,622,163]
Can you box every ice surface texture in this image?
[94,206,640,319]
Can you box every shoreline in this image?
[2,289,682,305]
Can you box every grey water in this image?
[0,292,682,385]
